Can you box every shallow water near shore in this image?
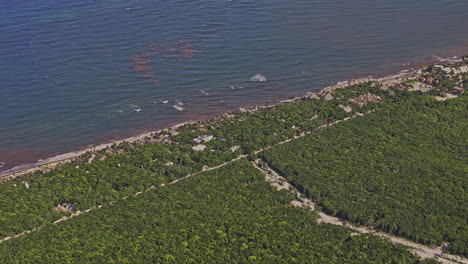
[1,0,468,173]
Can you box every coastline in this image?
[0,52,467,259]
[0,54,463,180]
[0,122,189,180]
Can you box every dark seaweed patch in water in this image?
[133,40,197,82]
[132,52,155,79]
[178,40,195,58]
[147,40,196,59]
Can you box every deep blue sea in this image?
[1,0,468,173]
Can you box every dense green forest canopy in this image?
[0,160,422,263]
[261,93,468,256]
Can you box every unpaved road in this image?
[252,160,468,264]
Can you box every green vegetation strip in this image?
[260,93,468,256]
[0,159,423,263]
[0,83,382,239]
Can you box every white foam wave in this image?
[173,105,184,111]
[432,55,462,63]
[154,100,170,104]
[432,55,447,62]
[250,74,267,82]
[200,89,209,95]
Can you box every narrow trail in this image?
[252,160,468,264]
[0,156,245,244]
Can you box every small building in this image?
[192,144,207,152]
[324,93,334,101]
[338,104,352,113]
[230,146,240,153]
[72,158,83,165]
[200,135,214,142]
[192,135,214,144]
[169,130,179,136]
[60,202,75,211]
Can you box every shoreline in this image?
[0,121,191,180]
[0,54,463,180]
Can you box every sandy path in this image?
[252,160,468,264]
[0,157,246,244]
